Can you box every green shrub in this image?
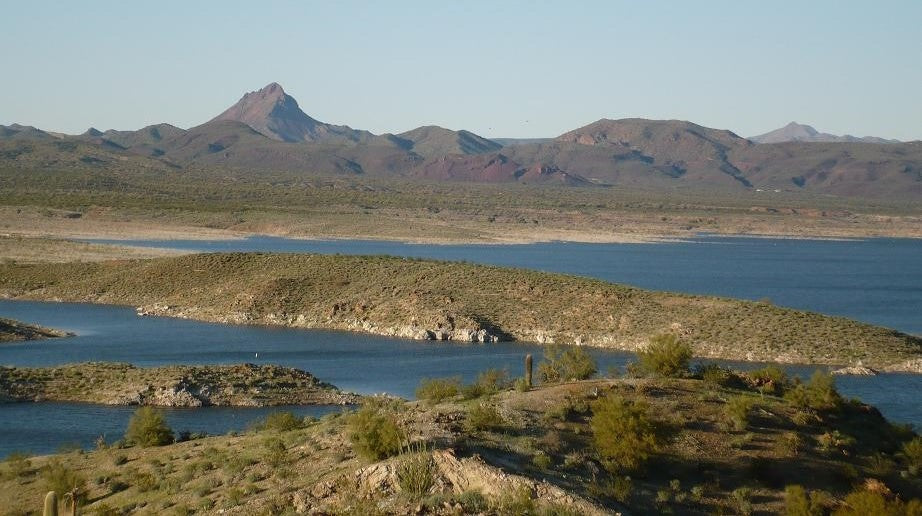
[902,436,922,474]
[697,363,736,387]
[817,430,855,455]
[637,334,692,378]
[346,401,403,460]
[832,487,912,515]
[724,395,756,431]
[538,345,597,383]
[261,411,304,432]
[532,451,552,469]
[42,460,86,500]
[731,487,754,516]
[416,376,462,403]
[124,406,174,447]
[2,452,31,480]
[462,369,510,399]
[590,395,659,472]
[466,403,505,432]
[262,437,287,467]
[456,490,488,512]
[397,445,434,500]
[747,365,789,395]
[785,371,841,411]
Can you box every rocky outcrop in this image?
[0,317,73,342]
[883,358,922,374]
[290,448,616,515]
[832,364,879,376]
[0,363,360,407]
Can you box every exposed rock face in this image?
[832,364,879,376]
[0,363,359,407]
[289,448,616,515]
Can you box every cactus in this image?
[43,491,58,516]
[525,354,533,389]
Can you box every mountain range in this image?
[1,82,920,198]
[749,122,901,144]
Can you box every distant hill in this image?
[750,122,900,144]
[490,137,554,146]
[209,82,376,144]
[396,125,501,157]
[0,124,55,141]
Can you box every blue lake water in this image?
[1,298,920,457]
[2,235,920,457]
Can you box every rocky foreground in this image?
[0,317,72,342]
[0,362,359,406]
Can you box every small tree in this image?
[538,345,597,383]
[124,406,174,447]
[637,334,692,378]
[346,401,403,460]
[415,377,462,403]
[590,395,659,472]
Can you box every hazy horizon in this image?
[2,1,920,140]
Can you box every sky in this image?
[2,1,921,140]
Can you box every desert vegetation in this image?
[1,253,919,369]
[2,362,920,515]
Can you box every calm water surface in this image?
[1,299,920,457]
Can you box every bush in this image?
[346,401,403,460]
[590,395,659,472]
[832,486,913,515]
[785,371,841,411]
[532,451,552,469]
[124,406,174,447]
[261,411,304,432]
[538,345,597,383]
[397,444,434,500]
[731,487,754,516]
[42,460,86,500]
[724,395,756,431]
[747,366,789,395]
[416,376,462,403]
[262,437,287,467]
[697,363,736,388]
[2,452,31,480]
[902,436,922,474]
[461,369,510,399]
[466,403,504,432]
[637,334,692,378]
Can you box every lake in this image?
[2,235,920,456]
[1,298,920,457]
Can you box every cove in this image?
[2,299,920,457]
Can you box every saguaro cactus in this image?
[525,354,533,389]
[43,491,58,516]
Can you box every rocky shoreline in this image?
[0,362,360,407]
[0,317,73,342]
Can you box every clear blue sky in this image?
[3,1,920,140]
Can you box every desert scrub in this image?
[590,394,659,473]
[746,365,789,395]
[724,395,756,431]
[785,371,842,412]
[396,444,434,500]
[2,452,31,481]
[124,406,174,447]
[41,460,86,504]
[415,376,462,403]
[637,334,692,378]
[696,362,738,388]
[465,403,505,432]
[258,411,305,432]
[903,436,922,475]
[346,400,403,460]
[538,345,597,383]
[461,368,510,399]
